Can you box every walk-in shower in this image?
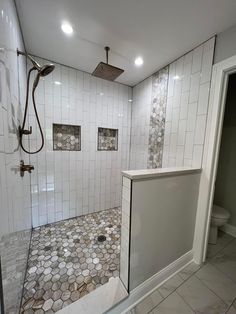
[1,35,130,314]
[17,50,55,154]
[4,52,130,313]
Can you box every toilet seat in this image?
[212,205,230,219]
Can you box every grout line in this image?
[146,235,236,314]
[175,290,196,313]
[146,233,235,314]
[193,271,229,307]
[206,234,235,260]
[208,258,236,285]
[225,297,236,314]
[145,263,203,313]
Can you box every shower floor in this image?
[21,208,121,313]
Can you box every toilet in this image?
[209,205,230,244]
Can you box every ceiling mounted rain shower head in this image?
[92,47,124,82]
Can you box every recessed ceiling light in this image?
[99,92,104,96]
[61,22,73,35]
[173,75,180,80]
[135,56,143,67]
[54,81,61,85]
[128,99,133,102]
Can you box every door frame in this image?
[193,55,236,264]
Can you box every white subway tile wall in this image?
[130,77,152,169]
[27,59,132,227]
[130,37,215,169]
[0,0,31,238]
[163,37,215,168]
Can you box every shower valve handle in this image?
[20,126,32,135]
[20,160,34,177]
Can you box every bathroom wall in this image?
[214,73,236,228]
[130,37,215,170]
[26,59,132,227]
[128,170,201,290]
[0,0,32,312]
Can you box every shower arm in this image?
[17,49,41,71]
[105,46,110,64]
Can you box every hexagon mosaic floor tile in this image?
[21,208,121,313]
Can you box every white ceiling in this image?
[15,0,236,86]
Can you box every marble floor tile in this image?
[151,292,194,314]
[227,303,236,314]
[158,274,184,298]
[178,261,201,281]
[207,232,235,259]
[195,263,236,306]
[210,239,236,283]
[0,229,31,314]
[21,208,121,313]
[125,310,136,314]
[217,231,235,247]
[207,244,224,260]
[134,289,163,314]
[177,275,228,313]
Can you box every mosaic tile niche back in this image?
[53,124,81,151]
[98,128,118,151]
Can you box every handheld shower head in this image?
[17,49,55,154]
[32,64,55,90]
[17,49,55,77]
[39,64,55,77]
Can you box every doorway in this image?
[193,55,236,265]
[206,72,236,259]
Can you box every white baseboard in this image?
[221,223,236,238]
[108,250,193,314]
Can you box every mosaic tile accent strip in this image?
[21,208,121,313]
[53,124,81,151]
[0,229,31,314]
[98,128,118,151]
[147,66,169,168]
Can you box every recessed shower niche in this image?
[98,127,118,151]
[53,123,81,151]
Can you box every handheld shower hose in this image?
[17,50,55,154]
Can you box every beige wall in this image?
[129,172,200,290]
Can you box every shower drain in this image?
[97,235,106,242]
